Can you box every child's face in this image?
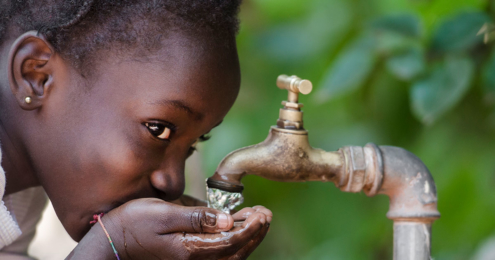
[31,35,240,241]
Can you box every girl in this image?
[0,0,272,259]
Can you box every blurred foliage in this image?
[193,0,495,259]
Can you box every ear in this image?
[8,31,55,110]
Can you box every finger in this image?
[252,206,273,223]
[178,212,267,259]
[157,203,234,234]
[232,208,256,221]
[232,206,273,223]
[226,222,270,260]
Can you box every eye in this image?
[199,134,211,142]
[187,134,211,157]
[144,122,172,140]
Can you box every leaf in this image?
[316,35,376,102]
[431,11,490,53]
[410,55,474,124]
[256,1,352,62]
[481,48,495,104]
[371,13,422,38]
[369,14,422,56]
[386,46,425,80]
[373,31,418,55]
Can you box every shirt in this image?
[0,148,48,259]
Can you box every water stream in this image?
[206,187,244,214]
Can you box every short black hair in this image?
[0,0,241,72]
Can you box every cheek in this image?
[39,113,158,206]
[52,130,164,239]
[95,135,144,173]
[79,124,163,194]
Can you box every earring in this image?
[24,97,32,104]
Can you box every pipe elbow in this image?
[378,146,440,221]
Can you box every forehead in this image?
[87,35,240,122]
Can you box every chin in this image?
[60,212,95,242]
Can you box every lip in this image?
[90,190,153,218]
[80,186,161,238]
[93,200,127,217]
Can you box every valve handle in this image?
[276,75,313,95]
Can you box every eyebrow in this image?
[150,99,204,121]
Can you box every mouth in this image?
[90,200,127,221]
[74,189,157,240]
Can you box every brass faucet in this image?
[207,75,440,260]
[207,75,345,191]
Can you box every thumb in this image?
[159,204,234,234]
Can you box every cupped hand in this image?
[219,206,273,260]
[74,198,272,260]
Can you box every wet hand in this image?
[77,199,272,260]
[219,206,273,260]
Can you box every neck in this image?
[0,115,39,196]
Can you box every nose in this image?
[150,159,186,201]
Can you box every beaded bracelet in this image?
[90,213,121,260]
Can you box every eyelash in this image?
[199,134,211,142]
[188,134,211,154]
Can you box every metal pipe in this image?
[208,142,439,259]
[393,222,432,260]
[337,144,439,259]
[378,146,439,260]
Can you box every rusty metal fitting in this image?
[377,146,440,222]
[340,146,366,193]
[339,143,383,196]
[363,143,383,196]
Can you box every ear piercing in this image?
[24,97,32,104]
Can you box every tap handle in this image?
[276,75,313,95]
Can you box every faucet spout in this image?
[208,127,345,192]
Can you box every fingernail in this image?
[205,212,217,226]
[267,216,272,223]
[260,216,266,224]
[217,213,229,229]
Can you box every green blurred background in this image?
[190,0,495,259]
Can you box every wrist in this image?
[66,220,117,260]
